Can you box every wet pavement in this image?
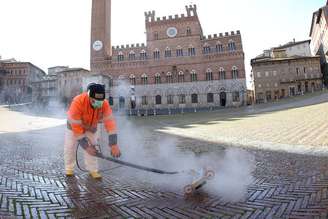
[1,92,328,218]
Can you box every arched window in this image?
[141,74,148,85]
[233,91,240,102]
[216,42,224,52]
[153,49,160,59]
[108,76,113,87]
[206,68,213,81]
[117,51,124,61]
[188,45,196,56]
[154,32,159,40]
[178,71,184,83]
[179,94,186,104]
[142,96,148,105]
[164,47,172,58]
[190,70,197,82]
[203,43,211,54]
[232,66,239,79]
[219,68,226,80]
[207,93,214,103]
[191,93,198,103]
[128,51,136,60]
[155,95,162,104]
[140,50,147,60]
[186,27,192,36]
[155,73,161,84]
[228,40,236,51]
[167,95,174,104]
[166,72,173,83]
[129,74,136,85]
[176,46,183,57]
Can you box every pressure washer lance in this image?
[76,143,179,175]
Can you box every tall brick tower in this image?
[90,0,111,70]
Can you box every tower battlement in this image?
[144,10,155,22]
[145,5,198,24]
[185,4,197,17]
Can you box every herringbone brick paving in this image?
[1,93,328,218]
[1,148,328,218]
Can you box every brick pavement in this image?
[154,92,328,156]
[1,92,328,218]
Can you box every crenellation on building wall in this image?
[144,10,155,22]
[112,43,147,54]
[146,15,199,28]
[202,31,241,40]
[145,5,198,27]
[185,4,197,17]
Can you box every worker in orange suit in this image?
[64,83,121,179]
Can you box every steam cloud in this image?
[103,80,256,202]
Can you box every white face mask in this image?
[91,100,104,109]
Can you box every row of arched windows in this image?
[203,41,236,54]
[116,41,237,61]
[140,93,213,105]
[109,91,243,107]
[128,67,239,85]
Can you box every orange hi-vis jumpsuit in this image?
[64,92,117,172]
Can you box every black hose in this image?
[76,143,123,173]
[76,143,88,172]
[76,143,179,175]
[94,152,179,175]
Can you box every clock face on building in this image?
[166,27,178,38]
[93,40,103,51]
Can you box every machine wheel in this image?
[184,185,193,194]
[205,170,215,179]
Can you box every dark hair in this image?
[87,83,97,91]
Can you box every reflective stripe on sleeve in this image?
[76,134,86,140]
[103,115,114,122]
[67,118,82,124]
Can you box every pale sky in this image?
[0,0,325,85]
